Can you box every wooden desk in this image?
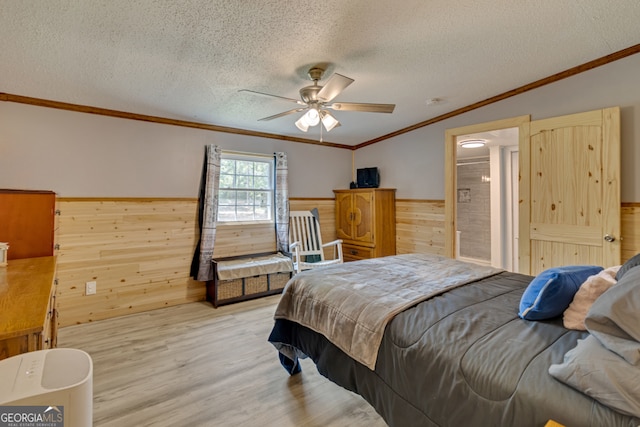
[0,256,57,360]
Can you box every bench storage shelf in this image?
[207,253,293,307]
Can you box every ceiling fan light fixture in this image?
[303,107,320,126]
[241,66,395,134]
[459,139,486,149]
[295,116,310,132]
[296,107,323,131]
[320,110,340,132]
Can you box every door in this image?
[335,192,354,240]
[519,107,620,274]
[353,191,374,243]
[335,191,374,244]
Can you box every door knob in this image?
[604,234,615,242]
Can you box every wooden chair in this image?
[289,211,343,274]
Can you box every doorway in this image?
[444,115,530,271]
[445,108,620,275]
[455,129,519,270]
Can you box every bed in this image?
[268,253,640,427]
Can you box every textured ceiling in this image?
[1,1,640,146]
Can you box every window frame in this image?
[216,151,274,224]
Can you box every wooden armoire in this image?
[334,188,396,262]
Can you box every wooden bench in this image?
[207,252,293,307]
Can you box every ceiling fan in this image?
[239,67,395,133]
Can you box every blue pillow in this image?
[519,265,603,320]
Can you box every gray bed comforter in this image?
[275,254,501,369]
[269,270,640,427]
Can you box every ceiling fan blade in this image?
[328,102,395,113]
[258,108,307,121]
[238,89,306,105]
[316,73,354,103]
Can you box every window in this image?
[217,153,273,222]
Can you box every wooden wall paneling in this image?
[55,199,204,326]
[212,223,276,258]
[55,197,336,326]
[394,200,639,266]
[395,199,446,256]
[397,200,640,266]
[53,197,640,327]
[621,204,640,262]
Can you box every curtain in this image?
[274,152,289,253]
[190,144,221,281]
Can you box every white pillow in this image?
[563,265,620,331]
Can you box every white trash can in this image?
[0,348,93,427]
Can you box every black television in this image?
[357,167,380,188]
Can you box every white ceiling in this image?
[2,1,639,146]
[457,128,519,159]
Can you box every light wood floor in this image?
[58,295,387,427]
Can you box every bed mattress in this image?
[269,271,640,427]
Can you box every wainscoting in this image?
[395,199,446,256]
[622,205,640,261]
[55,198,203,326]
[55,197,337,326]
[55,198,640,327]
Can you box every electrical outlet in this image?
[86,281,97,295]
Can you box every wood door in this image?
[335,192,354,240]
[352,191,374,243]
[519,107,620,274]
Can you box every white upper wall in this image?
[2,53,639,201]
[0,103,352,198]
[357,53,640,202]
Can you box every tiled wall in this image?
[456,159,491,261]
